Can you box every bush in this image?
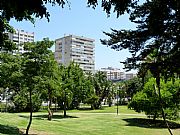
[164,108,179,120]
[128,78,180,120]
[8,93,42,112]
[0,102,6,112]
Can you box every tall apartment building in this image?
[8,29,34,53]
[55,35,95,73]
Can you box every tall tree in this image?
[38,52,61,120]
[101,0,180,79]
[0,53,22,91]
[100,1,179,134]
[0,53,23,112]
[90,71,113,109]
[22,38,54,135]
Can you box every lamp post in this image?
[117,86,123,115]
[116,89,119,115]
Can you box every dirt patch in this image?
[19,128,54,135]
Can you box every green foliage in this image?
[85,94,99,110]
[128,78,180,120]
[12,93,28,112]
[87,71,114,109]
[0,53,22,91]
[124,77,143,98]
[27,94,42,112]
[0,0,130,22]
[57,62,93,110]
[9,92,42,112]
[0,103,6,112]
[101,0,180,78]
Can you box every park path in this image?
[67,112,146,116]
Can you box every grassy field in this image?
[68,105,141,114]
[0,106,180,135]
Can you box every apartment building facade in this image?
[125,73,137,80]
[8,29,34,54]
[99,67,137,81]
[100,67,125,80]
[55,35,95,73]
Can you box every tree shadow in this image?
[32,114,78,120]
[78,108,92,111]
[0,124,23,135]
[123,118,180,129]
[18,115,29,119]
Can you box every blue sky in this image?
[10,1,137,72]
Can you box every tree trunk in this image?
[153,112,157,122]
[26,90,32,135]
[63,93,67,117]
[156,76,173,135]
[55,98,57,112]
[48,99,52,121]
[91,104,95,110]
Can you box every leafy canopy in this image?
[128,78,180,120]
[101,0,180,78]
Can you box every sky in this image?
[10,1,137,73]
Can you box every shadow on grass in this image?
[77,106,109,111]
[123,118,180,129]
[0,124,23,135]
[32,114,78,120]
[78,108,92,111]
[18,115,29,119]
[18,114,79,121]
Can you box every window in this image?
[72,40,84,44]
[59,42,62,45]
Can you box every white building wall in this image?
[55,35,95,73]
[99,67,136,80]
[8,29,34,54]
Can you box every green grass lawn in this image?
[68,105,144,114]
[0,106,180,135]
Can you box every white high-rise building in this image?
[55,35,95,73]
[8,29,34,54]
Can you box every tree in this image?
[58,64,73,117]
[67,62,85,109]
[100,1,179,134]
[101,0,180,77]
[38,52,61,121]
[115,82,128,105]
[90,71,113,109]
[22,38,54,135]
[83,72,99,109]
[0,53,22,91]
[0,53,23,112]
[58,62,90,116]
[128,78,180,120]
[124,77,143,99]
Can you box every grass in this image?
[0,106,180,135]
[67,105,142,114]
